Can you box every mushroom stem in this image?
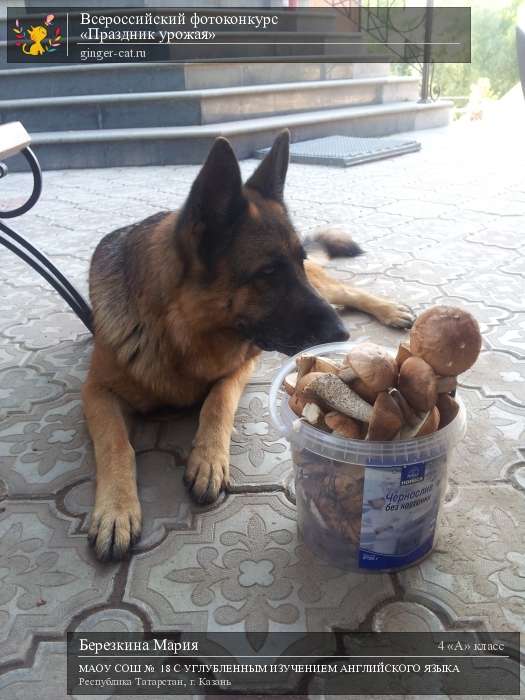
[366,392,404,441]
[283,372,298,396]
[436,376,457,394]
[295,355,315,385]
[399,410,431,439]
[301,402,324,426]
[389,388,419,427]
[314,357,341,373]
[309,374,373,422]
[338,366,357,383]
[395,342,412,369]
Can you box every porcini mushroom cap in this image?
[343,342,397,392]
[351,378,381,405]
[410,306,482,376]
[366,391,403,441]
[398,356,438,413]
[324,411,362,439]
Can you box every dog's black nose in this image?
[317,317,349,344]
[333,326,350,342]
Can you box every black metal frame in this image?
[0,147,93,333]
[329,0,440,103]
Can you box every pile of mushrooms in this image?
[284,306,482,441]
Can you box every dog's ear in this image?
[245,129,290,201]
[186,137,245,229]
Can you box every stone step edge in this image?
[28,100,453,145]
[0,75,419,109]
[0,58,390,75]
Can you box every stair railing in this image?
[324,0,439,102]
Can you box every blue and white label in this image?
[358,456,447,571]
[400,462,426,486]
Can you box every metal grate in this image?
[255,134,421,167]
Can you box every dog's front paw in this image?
[375,302,416,329]
[184,446,229,504]
[88,495,142,561]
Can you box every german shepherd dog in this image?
[84,130,414,561]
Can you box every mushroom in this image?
[366,392,404,441]
[395,341,412,369]
[301,402,324,427]
[338,342,397,393]
[283,372,298,395]
[288,392,308,417]
[410,306,482,376]
[437,393,460,429]
[416,406,440,436]
[389,388,419,427]
[324,411,362,439]
[296,371,329,400]
[350,378,381,405]
[398,356,456,412]
[295,355,315,385]
[313,357,341,374]
[308,373,373,422]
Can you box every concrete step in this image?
[0,76,420,132]
[0,60,392,96]
[7,100,453,171]
[2,28,382,68]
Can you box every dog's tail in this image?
[304,227,364,259]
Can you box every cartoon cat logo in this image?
[13,14,62,57]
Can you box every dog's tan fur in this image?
[83,131,414,560]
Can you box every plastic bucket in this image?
[269,341,467,572]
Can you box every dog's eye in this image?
[258,264,277,277]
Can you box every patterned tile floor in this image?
[0,118,524,698]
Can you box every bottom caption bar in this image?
[67,631,521,695]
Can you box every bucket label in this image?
[358,456,446,570]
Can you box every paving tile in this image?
[448,386,525,485]
[425,295,512,336]
[0,284,66,332]
[462,197,525,217]
[381,199,459,220]
[394,217,485,243]
[0,641,71,700]
[413,240,512,276]
[462,350,525,407]
[1,120,525,681]
[371,601,445,632]
[154,385,292,489]
[0,365,65,420]
[0,343,31,372]
[3,311,87,351]
[386,259,463,286]
[0,500,119,667]
[230,385,291,488]
[467,226,525,250]
[444,271,525,312]
[124,493,394,637]
[399,484,525,634]
[28,336,92,395]
[0,394,93,496]
[62,450,218,551]
[484,312,525,358]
